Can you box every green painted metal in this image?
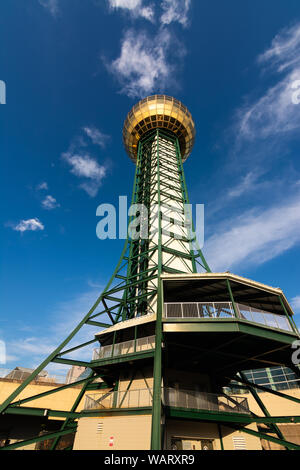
[253,416,300,424]
[56,339,99,357]
[163,318,298,343]
[1,123,297,453]
[230,425,300,451]
[118,371,136,408]
[278,295,299,335]
[164,406,252,424]
[112,380,119,408]
[226,279,239,319]
[111,331,116,358]
[7,376,96,407]
[51,358,91,367]
[231,374,300,404]
[91,349,155,367]
[140,369,153,398]
[0,426,77,451]
[82,407,152,417]
[150,132,164,450]
[50,371,96,450]
[134,325,137,353]
[3,405,80,419]
[217,424,224,450]
[238,372,286,446]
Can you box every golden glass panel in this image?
[123,94,195,162]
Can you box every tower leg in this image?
[151,282,163,450]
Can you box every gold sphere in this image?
[122,94,196,163]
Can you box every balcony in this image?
[163,388,250,414]
[164,301,293,332]
[84,388,250,415]
[93,335,156,361]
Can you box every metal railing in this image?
[237,303,292,331]
[93,335,156,361]
[163,388,250,414]
[84,387,250,414]
[164,302,234,319]
[84,388,153,410]
[164,302,293,332]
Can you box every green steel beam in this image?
[278,295,299,335]
[9,376,97,406]
[112,380,119,408]
[238,372,286,445]
[165,406,252,424]
[50,371,97,450]
[253,416,300,424]
[91,350,155,367]
[0,426,77,451]
[229,425,300,451]
[56,339,99,358]
[82,407,152,417]
[51,358,91,368]
[3,405,80,419]
[226,279,240,319]
[217,424,224,450]
[230,375,300,404]
[118,371,136,408]
[151,133,163,451]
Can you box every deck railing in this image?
[163,388,250,414]
[164,301,292,332]
[93,335,156,361]
[84,387,250,414]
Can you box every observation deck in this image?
[122,94,195,162]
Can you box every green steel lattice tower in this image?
[1,95,300,451]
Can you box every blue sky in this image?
[1,0,300,376]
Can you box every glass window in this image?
[272,375,286,383]
[252,371,268,379]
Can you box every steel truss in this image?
[1,129,299,451]
[0,129,209,450]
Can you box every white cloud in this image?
[108,29,174,97]
[13,218,45,233]
[63,153,106,180]
[160,0,191,27]
[108,0,154,21]
[62,127,109,197]
[7,287,104,373]
[83,126,110,148]
[41,195,60,210]
[39,0,59,17]
[204,192,300,272]
[36,181,48,191]
[237,23,300,141]
[9,337,55,357]
[258,23,300,73]
[227,171,261,199]
[291,296,300,313]
[62,151,107,197]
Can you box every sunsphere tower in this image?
[1,95,300,451]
